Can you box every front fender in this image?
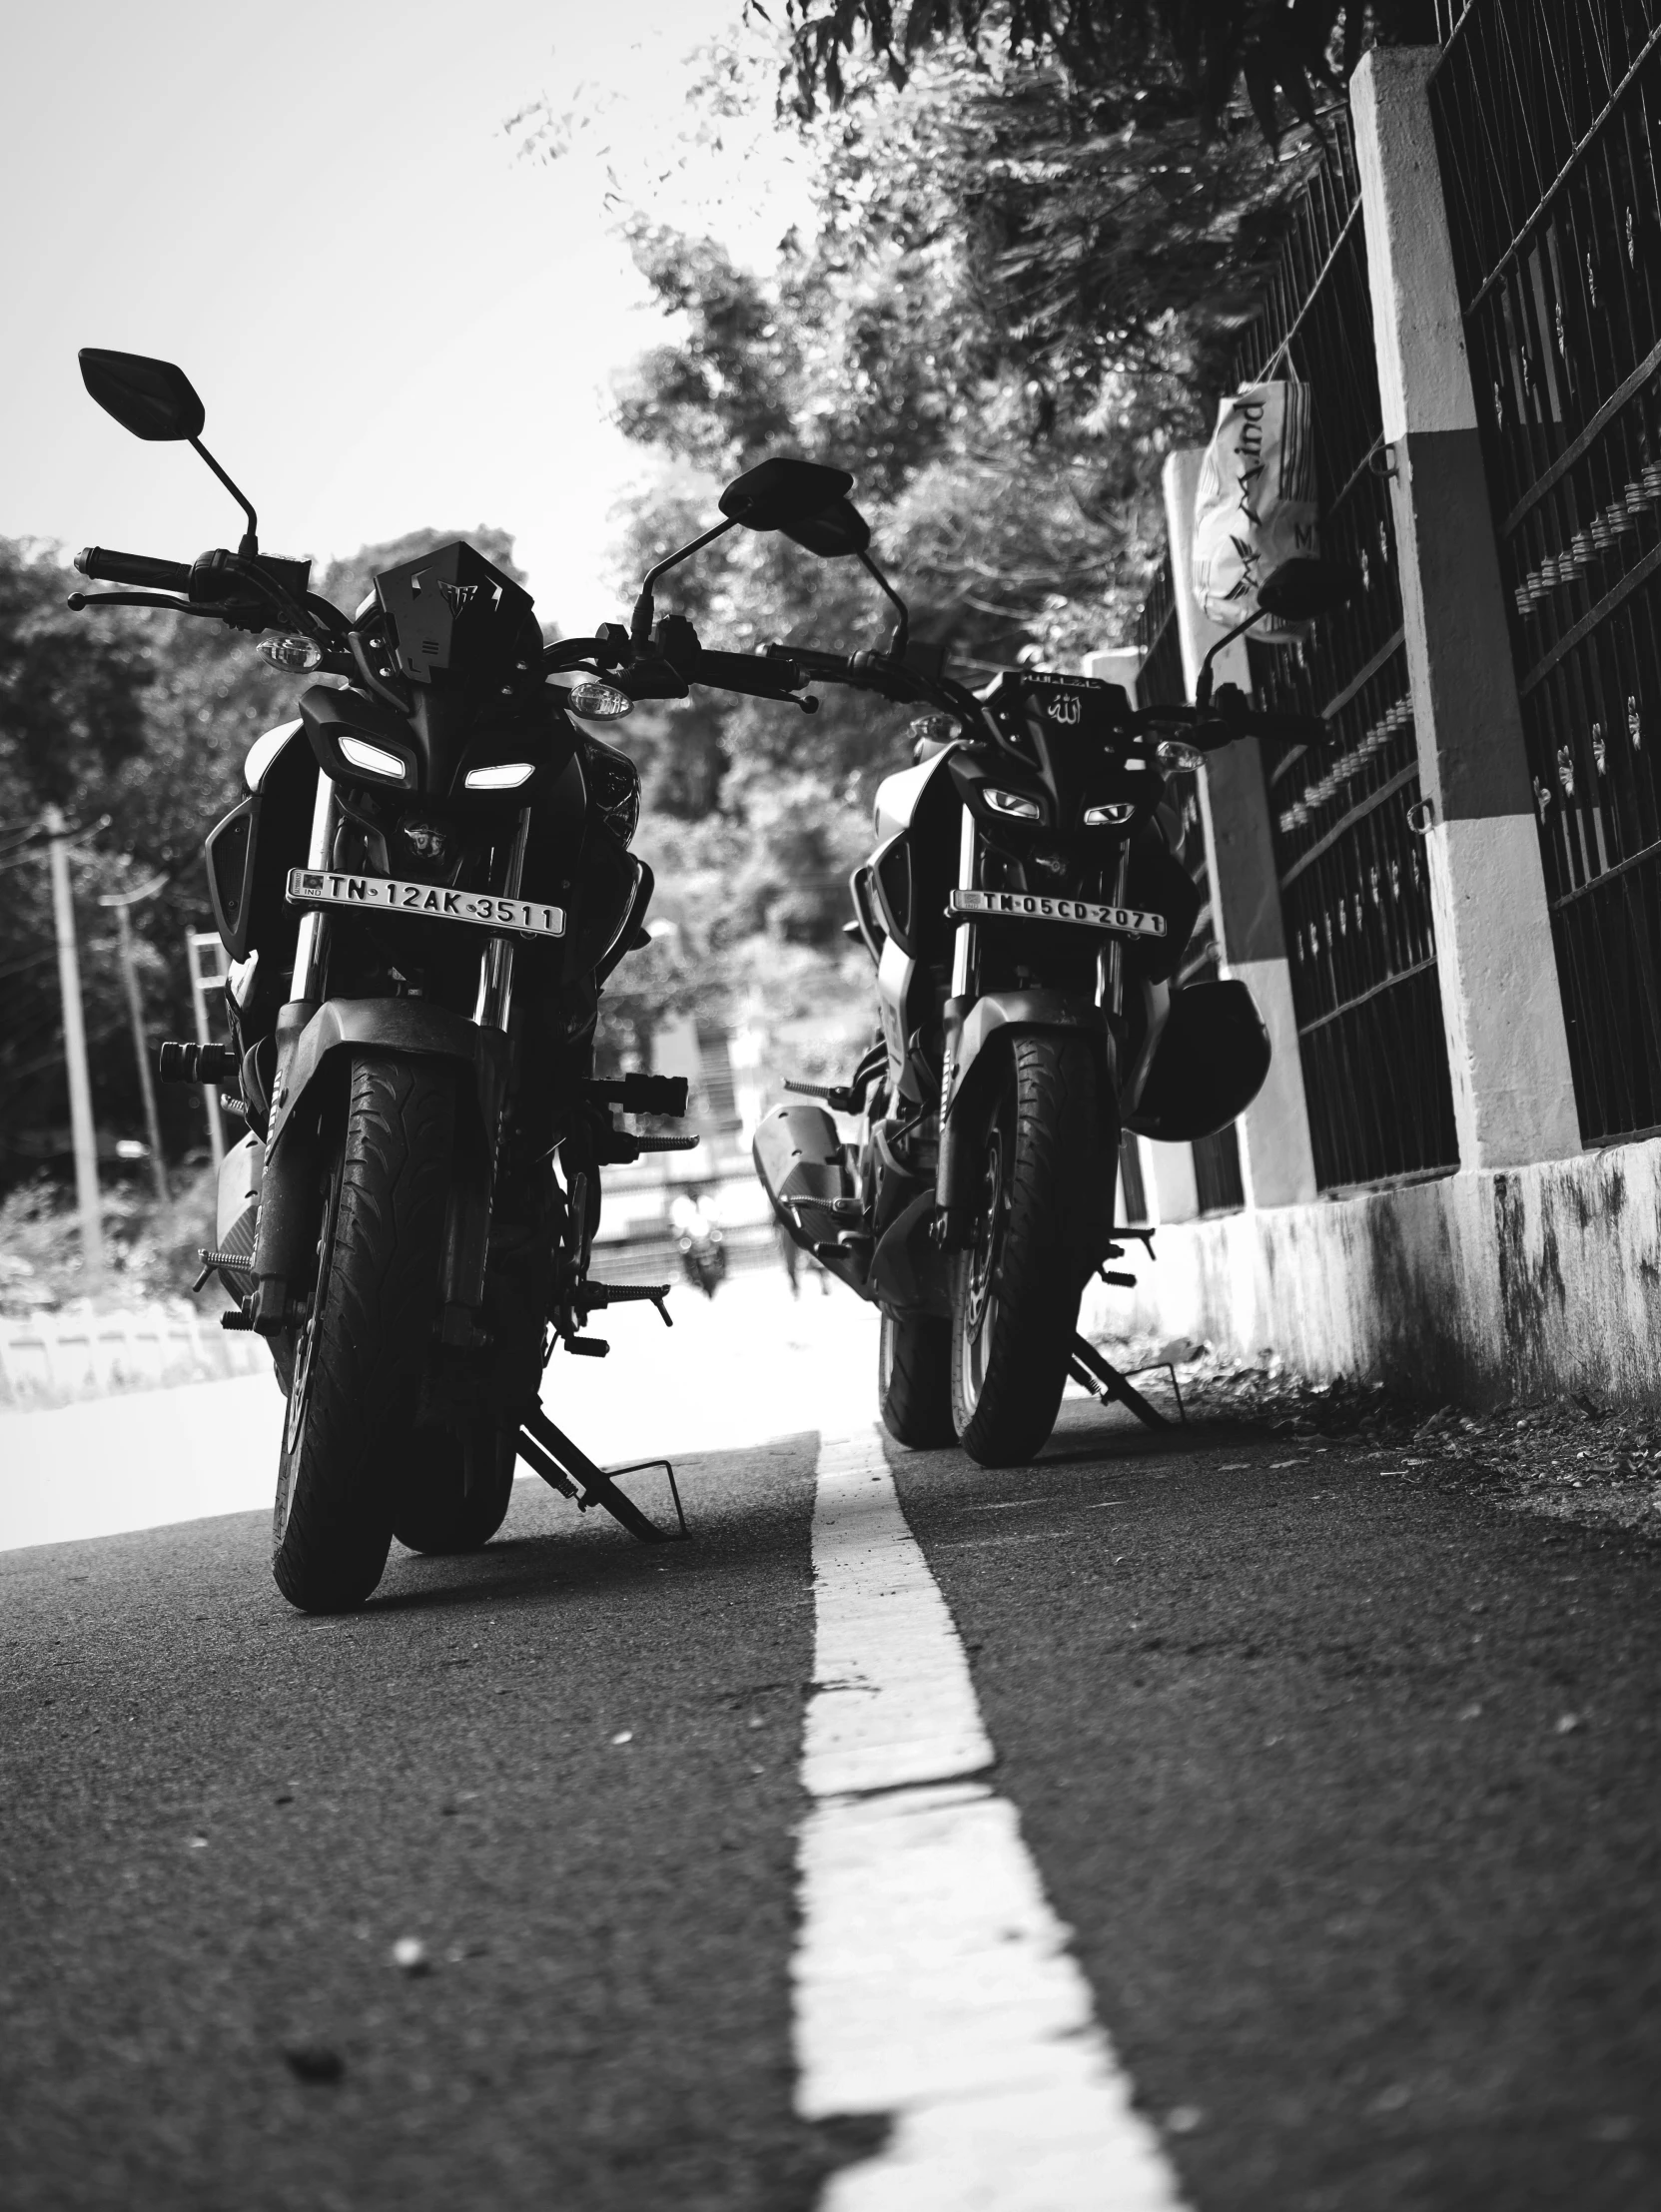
[936,990,1118,1231]
[941,990,1113,1127]
[266,997,510,1161]
[251,999,512,1317]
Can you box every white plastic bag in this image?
[1192,381,1317,641]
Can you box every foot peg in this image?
[579,1281,673,1327]
[159,1040,238,1085]
[583,1073,689,1117]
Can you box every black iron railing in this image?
[1135,552,1246,1210]
[1432,0,1661,1143]
[1231,112,1460,1188]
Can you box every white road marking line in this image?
[794,1427,1188,2211]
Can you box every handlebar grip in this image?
[75,546,193,592]
[687,647,804,700]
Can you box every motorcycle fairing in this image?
[245,719,304,792]
[207,721,322,961]
[375,541,538,688]
[300,681,574,805]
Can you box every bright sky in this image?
[1,0,808,633]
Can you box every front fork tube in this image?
[1095,842,1132,1021]
[935,807,981,1239]
[251,774,341,1331]
[473,806,531,1033]
[442,807,534,1345]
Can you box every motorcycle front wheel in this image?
[950,1034,1102,1466]
[272,1053,455,1613]
[877,1307,956,1449]
[393,1424,516,1555]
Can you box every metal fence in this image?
[1231,112,1460,1189]
[1431,0,1661,1144]
[1135,554,1246,1210]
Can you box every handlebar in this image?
[75,546,192,592]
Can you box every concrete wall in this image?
[1086,1136,1661,1409]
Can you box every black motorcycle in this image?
[66,358,847,1609]
[736,468,1352,1464]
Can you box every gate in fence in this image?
[1231,111,1460,1190]
[1431,0,1661,1145]
[1135,552,1246,1213]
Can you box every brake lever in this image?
[66,588,196,613]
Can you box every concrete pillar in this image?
[1148,1138,1201,1224]
[1163,449,1319,1207]
[1352,47,1581,1168]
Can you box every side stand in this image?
[1069,1335,1182,1431]
[515,1403,689,1543]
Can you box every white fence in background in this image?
[0,1301,266,1409]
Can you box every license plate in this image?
[286,869,566,938]
[947,887,1167,939]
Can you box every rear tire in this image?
[393,1425,516,1555]
[272,1054,455,1613]
[877,1308,956,1449]
[950,1035,1102,1466]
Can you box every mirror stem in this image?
[190,437,258,556]
[631,517,737,644]
[857,549,909,659]
[1195,606,1261,706]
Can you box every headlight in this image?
[1083,801,1137,828]
[339,735,407,781]
[464,762,535,791]
[984,787,1042,821]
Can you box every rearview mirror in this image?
[1256,556,1357,623]
[719,455,854,533]
[780,498,872,560]
[79,350,206,442]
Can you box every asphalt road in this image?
[2,1372,1657,2209]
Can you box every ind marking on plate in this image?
[947,887,1167,939]
[286,869,566,938]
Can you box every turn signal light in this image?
[463,762,535,791]
[1156,740,1206,772]
[563,681,634,720]
[258,632,324,673]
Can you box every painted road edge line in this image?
[793,1425,1188,2211]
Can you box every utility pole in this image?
[45,806,103,1279]
[98,878,170,1209]
[186,929,228,1172]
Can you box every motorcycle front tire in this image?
[950,1033,1102,1466]
[393,1425,516,1555]
[877,1307,956,1449]
[272,1053,455,1613]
